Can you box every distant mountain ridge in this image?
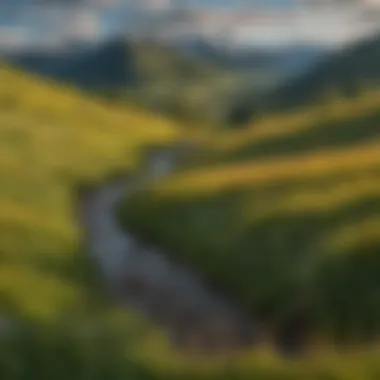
[171,37,328,76]
[4,34,331,126]
[4,37,275,126]
[5,37,217,90]
[262,32,380,112]
[55,38,138,90]
[6,34,329,92]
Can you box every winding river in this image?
[78,146,262,356]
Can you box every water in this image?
[78,148,260,355]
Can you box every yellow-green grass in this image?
[3,63,380,379]
[0,64,181,322]
[206,87,380,164]
[3,325,380,380]
[120,114,380,345]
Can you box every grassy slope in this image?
[0,64,195,379]
[258,34,380,114]
[0,64,182,322]
[126,40,235,125]
[117,39,258,128]
[119,86,380,377]
[2,65,380,379]
[0,64,330,380]
[8,37,279,129]
[16,38,239,127]
[208,86,380,163]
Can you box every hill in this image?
[7,38,243,127]
[169,39,328,126]
[52,37,218,90]
[0,64,184,376]
[2,66,380,379]
[260,33,380,113]
[204,86,380,164]
[0,63,183,320]
[119,39,235,125]
[55,38,137,89]
[7,37,289,127]
[119,81,380,374]
[177,38,326,76]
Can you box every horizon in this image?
[1,0,380,53]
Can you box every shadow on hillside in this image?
[121,168,380,354]
[226,109,380,162]
[233,193,380,348]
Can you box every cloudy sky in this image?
[1,0,380,51]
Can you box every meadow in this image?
[0,64,182,321]
[2,63,380,379]
[0,65,180,378]
[120,86,380,378]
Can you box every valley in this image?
[1,26,380,380]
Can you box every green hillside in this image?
[0,64,190,379]
[0,64,182,320]
[119,81,380,370]
[3,53,380,378]
[261,33,380,114]
[206,86,380,164]
[124,39,238,126]
[10,38,243,127]
[56,38,219,89]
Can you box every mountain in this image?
[6,37,242,126]
[0,64,178,322]
[56,38,138,89]
[167,37,329,126]
[264,33,380,112]
[7,38,138,90]
[173,38,278,70]
[8,36,323,127]
[5,36,218,90]
[175,38,327,76]
[118,30,380,358]
[3,58,380,380]
[4,41,96,77]
[0,64,187,377]
[120,77,380,360]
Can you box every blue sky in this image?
[0,0,297,30]
[1,0,379,51]
[0,0,296,49]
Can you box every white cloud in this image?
[83,0,122,7]
[140,0,173,11]
[67,9,101,40]
[3,0,380,50]
[1,3,103,49]
[0,26,30,52]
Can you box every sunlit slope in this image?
[9,37,238,127]
[1,66,380,380]
[0,65,179,321]
[207,87,380,164]
[120,101,380,340]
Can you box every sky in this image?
[1,0,380,51]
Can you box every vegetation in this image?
[8,38,247,128]
[0,64,183,321]
[123,39,238,126]
[3,34,380,378]
[207,85,380,163]
[8,38,278,128]
[256,33,380,115]
[4,327,380,380]
[0,63,184,378]
[120,85,380,360]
